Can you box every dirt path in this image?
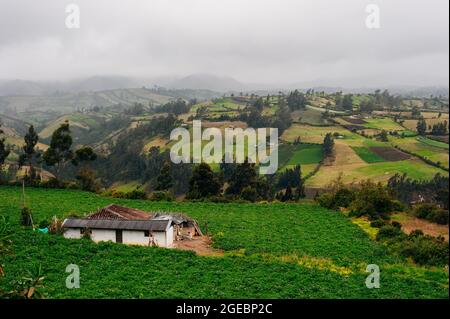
[173,236,224,256]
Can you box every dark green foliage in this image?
[416,117,427,136]
[317,187,355,210]
[240,186,258,202]
[20,207,33,227]
[149,191,175,201]
[388,173,449,209]
[277,165,302,189]
[317,179,401,220]
[187,163,221,199]
[376,225,403,241]
[75,167,101,192]
[370,219,388,228]
[376,224,449,266]
[155,162,173,191]
[0,125,10,169]
[19,125,39,176]
[124,103,146,115]
[72,146,97,166]
[342,94,353,111]
[154,99,190,115]
[323,133,334,158]
[378,130,388,142]
[412,203,449,225]
[226,158,257,196]
[348,181,403,220]
[431,121,448,136]
[43,121,73,179]
[253,97,264,111]
[286,90,306,111]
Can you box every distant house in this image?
[62,204,202,247]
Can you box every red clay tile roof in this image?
[87,204,153,220]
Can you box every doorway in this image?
[115,230,123,243]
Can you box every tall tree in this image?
[187,163,221,199]
[42,121,73,180]
[416,117,427,136]
[323,133,335,158]
[19,125,39,181]
[0,125,11,175]
[342,94,353,111]
[155,161,173,191]
[225,158,257,196]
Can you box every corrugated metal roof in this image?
[62,218,171,232]
[86,204,153,220]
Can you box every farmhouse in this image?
[62,204,202,247]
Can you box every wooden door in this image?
[115,230,123,243]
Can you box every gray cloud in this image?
[0,0,448,87]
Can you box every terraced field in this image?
[390,136,449,169]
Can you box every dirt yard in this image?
[393,213,449,241]
[173,236,224,256]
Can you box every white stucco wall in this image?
[166,226,174,247]
[91,229,116,242]
[64,228,82,239]
[122,230,150,246]
[63,227,174,247]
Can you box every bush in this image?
[376,225,403,241]
[369,219,387,228]
[124,189,147,200]
[391,221,402,229]
[149,191,174,202]
[397,236,448,266]
[413,203,449,225]
[428,209,449,225]
[20,207,33,227]
[241,186,258,202]
[348,181,401,220]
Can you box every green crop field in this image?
[351,147,385,163]
[363,118,405,131]
[0,186,448,298]
[287,144,323,165]
[389,136,449,169]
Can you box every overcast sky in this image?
[0,0,448,87]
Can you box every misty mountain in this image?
[0,76,146,96]
[167,73,246,92]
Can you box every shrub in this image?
[124,189,147,200]
[376,225,403,241]
[241,186,258,202]
[397,236,449,266]
[369,219,387,228]
[413,203,449,225]
[20,207,33,227]
[428,209,449,225]
[348,181,401,220]
[149,191,174,202]
[391,221,402,229]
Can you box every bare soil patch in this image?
[173,236,224,256]
[394,214,449,241]
[342,117,367,125]
[369,147,411,161]
[343,124,366,131]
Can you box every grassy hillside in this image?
[0,186,448,298]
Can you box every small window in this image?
[144,230,150,237]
